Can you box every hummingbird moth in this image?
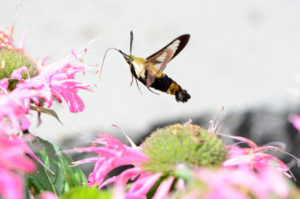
[100,31,191,102]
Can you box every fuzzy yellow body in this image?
[129,55,163,79]
[127,55,182,96]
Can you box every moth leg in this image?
[135,78,143,95]
[147,87,160,95]
[130,74,134,86]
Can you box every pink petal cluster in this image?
[191,165,289,199]
[183,135,291,199]
[0,133,36,199]
[0,90,32,131]
[0,25,92,199]
[15,53,92,113]
[0,26,14,50]
[73,133,175,199]
[74,129,295,199]
[0,26,92,133]
[223,135,290,175]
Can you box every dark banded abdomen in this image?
[130,65,190,102]
[150,74,191,102]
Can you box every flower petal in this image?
[153,176,175,199]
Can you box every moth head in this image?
[119,50,134,65]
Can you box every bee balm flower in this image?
[73,124,228,198]
[0,25,92,132]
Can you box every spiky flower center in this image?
[141,124,227,174]
[0,48,38,89]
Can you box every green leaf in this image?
[30,105,63,125]
[62,186,111,199]
[26,136,87,197]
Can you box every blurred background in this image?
[1,1,300,165]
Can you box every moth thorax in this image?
[131,56,146,78]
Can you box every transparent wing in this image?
[146,34,190,72]
[145,34,190,86]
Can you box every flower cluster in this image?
[73,132,176,199]
[0,25,92,199]
[188,134,291,199]
[185,165,288,199]
[0,26,92,134]
[73,122,298,199]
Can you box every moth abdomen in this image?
[175,89,190,102]
[150,74,190,103]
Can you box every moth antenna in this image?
[130,31,134,55]
[99,47,120,79]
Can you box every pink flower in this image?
[0,25,14,50]
[73,122,295,199]
[0,133,36,199]
[73,120,296,199]
[288,114,300,133]
[222,135,290,175]
[73,133,149,186]
[196,165,289,199]
[197,168,252,199]
[0,25,93,132]
[184,118,192,126]
[15,53,92,113]
[0,89,34,131]
[153,176,175,199]
[73,132,177,199]
[0,79,8,92]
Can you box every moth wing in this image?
[146,34,190,72]
[145,34,190,86]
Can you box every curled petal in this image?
[18,29,28,51]
[11,66,29,80]
[128,173,162,197]
[104,167,142,188]
[153,176,175,199]
[184,118,192,126]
